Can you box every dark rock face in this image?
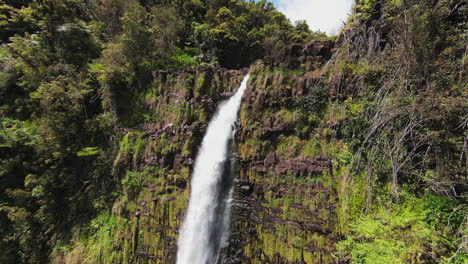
[275,156,331,176]
[282,39,334,61]
[260,118,295,137]
[221,177,260,264]
[250,154,331,178]
[107,66,249,264]
[222,58,340,263]
[302,40,334,62]
[111,52,339,263]
[152,66,248,101]
[224,154,338,263]
[282,43,305,58]
[279,40,334,69]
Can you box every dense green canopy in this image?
[0,0,466,263]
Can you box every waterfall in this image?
[176,74,250,264]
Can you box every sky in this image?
[265,0,354,35]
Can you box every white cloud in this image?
[277,0,354,35]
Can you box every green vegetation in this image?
[325,0,467,262]
[336,195,465,263]
[234,0,466,261]
[0,0,315,262]
[0,0,466,263]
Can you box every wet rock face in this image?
[106,66,249,264]
[251,154,331,177]
[225,158,338,263]
[252,154,331,177]
[275,156,331,177]
[112,58,340,263]
[224,64,340,263]
[260,118,295,137]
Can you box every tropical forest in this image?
[0,0,466,263]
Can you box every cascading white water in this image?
[176,74,250,264]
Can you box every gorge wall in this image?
[1,0,465,263]
[59,67,248,263]
[62,1,467,261]
[61,39,344,263]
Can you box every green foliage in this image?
[336,200,442,263]
[354,0,380,21]
[77,147,100,157]
[55,23,100,66]
[66,212,119,263]
[122,171,142,188]
[335,150,353,165]
[0,0,466,263]
[168,48,200,69]
[292,83,329,113]
[423,195,466,232]
[327,1,468,262]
